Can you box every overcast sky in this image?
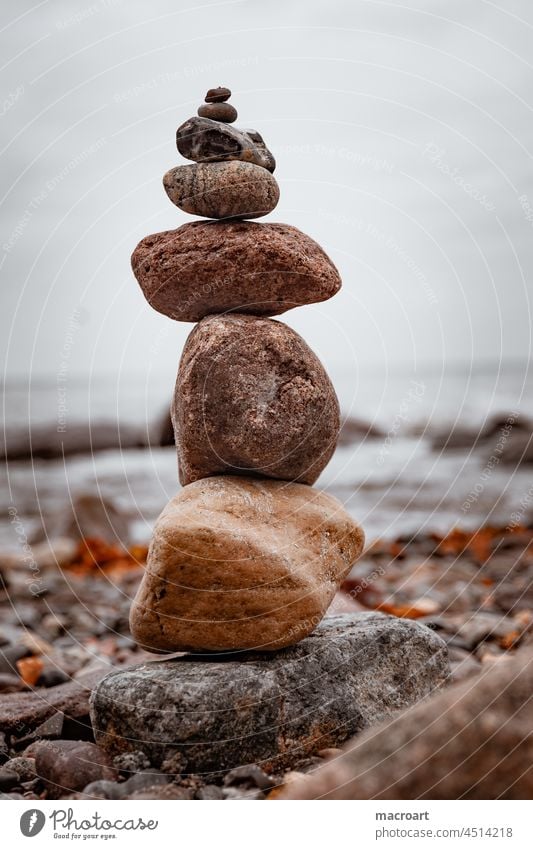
[1,0,532,387]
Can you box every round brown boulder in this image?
[131,221,342,322]
[173,314,340,485]
[129,476,365,652]
[163,161,279,220]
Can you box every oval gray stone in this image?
[90,613,449,775]
[163,161,279,220]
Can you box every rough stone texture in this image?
[163,161,279,220]
[91,613,449,775]
[131,220,341,322]
[0,666,107,735]
[129,477,364,652]
[174,314,340,485]
[197,102,237,122]
[281,648,533,800]
[34,740,117,798]
[176,117,276,172]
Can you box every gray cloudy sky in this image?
[1,0,532,386]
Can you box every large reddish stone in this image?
[131,221,341,322]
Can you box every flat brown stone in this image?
[173,314,340,485]
[131,220,341,322]
[0,667,108,737]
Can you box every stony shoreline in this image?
[0,519,531,799]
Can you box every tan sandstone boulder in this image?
[129,476,365,653]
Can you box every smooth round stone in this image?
[205,86,231,102]
[163,161,279,220]
[197,102,237,122]
[129,477,365,653]
[176,116,275,172]
[173,314,340,485]
[131,220,342,322]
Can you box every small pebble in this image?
[0,645,31,675]
[36,668,70,688]
[196,784,225,800]
[0,672,25,693]
[205,86,231,103]
[113,750,151,774]
[0,768,20,792]
[222,786,265,800]
[35,740,117,797]
[129,785,195,800]
[224,763,276,790]
[0,732,8,766]
[122,770,169,794]
[4,757,35,783]
[82,779,123,800]
[318,747,343,759]
[197,102,237,122]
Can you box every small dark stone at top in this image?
[205,86,231,103]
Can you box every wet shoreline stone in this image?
[91,613,449,775]
[129,477,364,652]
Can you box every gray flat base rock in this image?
[90,613,449,776]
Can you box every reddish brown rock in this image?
[205,86,231,103]
[35,740,117,798]
[129,477,365,653]
[131,221,341,322]
[197,102,237,122]
[173,314,340,485]
[163,161,279,220]
[0,666,108,736]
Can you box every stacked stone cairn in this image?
[90,90,449,774]
[129,86,365,653]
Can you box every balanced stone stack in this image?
[129,87,365,653]
[91,90,449,774]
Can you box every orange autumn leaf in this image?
[375,600,438,620]
[16,655,44,686]
[65,537,146,576]
[499,631,522,650]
